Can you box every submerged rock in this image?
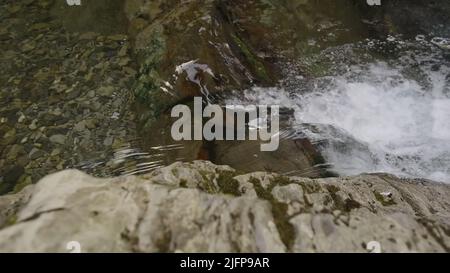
[0,0,139,187]
[0,161,449,253]
[126,0,450,178]
[130,0,279,125]
[129,0,450,123]
[129,0,374,125]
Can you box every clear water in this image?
[2,0,449,192]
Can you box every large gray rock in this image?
[0,161,449,253]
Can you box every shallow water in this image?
[0,0,138,194]
[50,0,128,35]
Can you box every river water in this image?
[1,1,450,195]
[227,37,450,182]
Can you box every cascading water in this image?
[227,37,450,183]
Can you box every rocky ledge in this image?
[0,161,449,253]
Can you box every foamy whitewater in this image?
[228,59,450,183]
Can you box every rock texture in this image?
[0,161,449,253]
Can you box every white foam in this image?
[231,62,450,183]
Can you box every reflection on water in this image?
[75,140,186,177]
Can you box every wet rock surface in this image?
[0,161,449,253]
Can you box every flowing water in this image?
[226,37,450,182]
[1,0,450,195]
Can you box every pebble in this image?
[3,129,16,144]
[29,120,38,130]
[118,45,128,57]
[111,112,120,120]
[103,136,114,146]
[18,113,26,123]
[85,119,96,129]
[29,148,45,160]
[7,145,25,159]
[118,57,130,66]
[97,86,115,97]
[74,121,86,132]
[108,34,127,41]
[49,134,66,145]
[51,149,61,156]
[79,32,98,40]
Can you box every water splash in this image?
[295,63,450,182]
[228,41,450,182]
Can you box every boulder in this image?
[0,161,449,253]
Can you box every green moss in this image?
[155,230,172,253]
[269,176,292,188]
[134,25,169,124]
[249,177,270,199]
[13,175,32,194]
[217,171,241,196]
[197,170,219,194]
[230,33,271,82]
[300,181,322,194]
[179,179,188,188]
[199,179,218,194]
[326,185,361,212]
[249,176,296,250]
[325,184,340,194]
[1,214,17,229]
[373,191,397,206]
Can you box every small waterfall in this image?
[227,38,450,182]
